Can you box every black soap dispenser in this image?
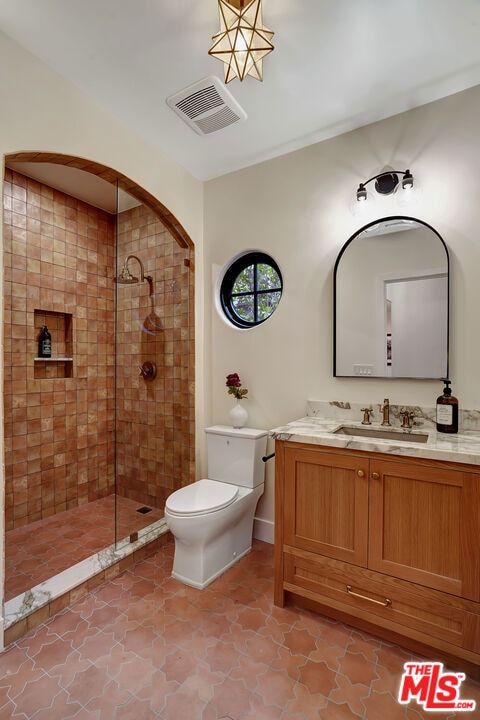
[38,325,52,358]
[436,379,458,434]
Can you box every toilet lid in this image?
[166,478,239,516]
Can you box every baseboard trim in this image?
[253,517,274,544]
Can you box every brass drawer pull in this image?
[357,470,365,477]
[346,584,391,607]
[371,472,380,480]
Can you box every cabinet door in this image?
[369,459,480,601]
[284,446,369,566]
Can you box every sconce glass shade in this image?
[356,184,367,201]
[209,0,275,83]
[402,169,414,189]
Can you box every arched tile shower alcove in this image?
[2,152,195,644]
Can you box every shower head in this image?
[116,265,139,284]
[115,255,153,290]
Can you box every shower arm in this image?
[123,254,154,294]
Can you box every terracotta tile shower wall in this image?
[115,204,191,509]
[3,169,116,530]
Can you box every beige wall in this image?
[205,84,480,534]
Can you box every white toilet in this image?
[164,425,268,588]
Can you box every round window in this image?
[219,251,283,329]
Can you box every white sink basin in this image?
[333,425,428,444]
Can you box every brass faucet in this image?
[381,398,391,426]
[361,407,374,425]
[400,409,415,429]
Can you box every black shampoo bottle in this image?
[436,379,458,434]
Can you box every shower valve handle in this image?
[138,361,157,380]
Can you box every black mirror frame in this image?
[333,215,450,379]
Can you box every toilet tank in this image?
[205,425,268,488]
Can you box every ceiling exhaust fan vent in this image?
[166,76,247,135]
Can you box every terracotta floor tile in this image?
[362,690,409,720]
[114,654,156,694]
[160,686,207,720]
[161,648,199,683]
[462,677,480,707]
[298,659,338,696]
[182,660,225,702]
[1,539,479,720]
[320,620,354,648]
[271,645,306,681]
[237,605,271,633]
[200,609,242,639]
[26,689,84,720]
[320,700,362,719]
[244,691,284,719]
[64,663,112,705]
[218,620,257,652]
[309,636,345,671]
[0,698,17,720]
[8,672,62,717]
[338,650,379,686]
[260,613,296,645]
[293,607,332,636]
[205,640,243,674]
[283,627,318,657]
[4,494,162,600]
[245,633,281,665]
[375,641,415,675]
[346,629,381,662]
[371,662,405,699]
[83,678,133,719]
[0,656,45,699]
[283,682,329,718]
[75,629,118,664]
[257,666,298,709]
[230,652,271,690]
[162,618,197,646]
[210,674,253,718]
[328,674,370,717]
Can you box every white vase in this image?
[228,401,248,429]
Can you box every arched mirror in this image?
[334,216,449,378]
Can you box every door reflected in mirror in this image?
[334,216,449,378]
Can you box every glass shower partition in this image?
[114,187,191,544]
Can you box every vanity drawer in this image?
[283,548,480,654]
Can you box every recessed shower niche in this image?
[2,153,195,645]
[33,309,73,378]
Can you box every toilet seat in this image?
[166,478,239,517]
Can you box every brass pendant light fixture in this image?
[208,0,275,83]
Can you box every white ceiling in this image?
[1,0,480,182]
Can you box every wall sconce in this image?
[356,169,414,202]
[208,0,274,83]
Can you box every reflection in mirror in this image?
[334,217,449,378]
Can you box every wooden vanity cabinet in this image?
[274,441,480,671]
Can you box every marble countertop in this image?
[271,401,480,467]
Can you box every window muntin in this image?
[220,252,282,328]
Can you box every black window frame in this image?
[220,251,283,329]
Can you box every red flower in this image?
[226,373,241,388]
[226,373,248,400]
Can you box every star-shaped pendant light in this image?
[208,0,275,83]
